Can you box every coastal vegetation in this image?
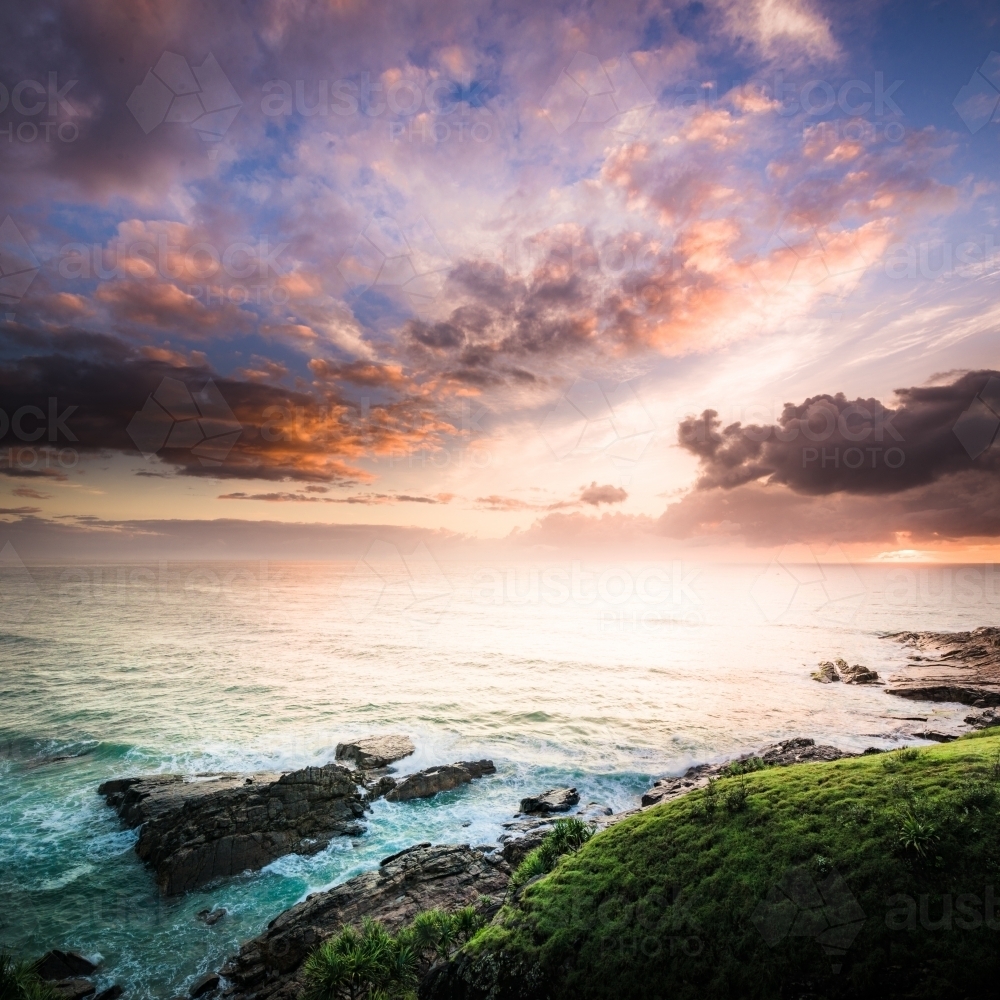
[432,731,1000,999]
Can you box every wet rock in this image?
[641,738,854,808]
[576,802,613,821]
[885,628,1000,705]
[196,907,226,925]
[912,730,958,743]
[364,774,398,802]
[220,844,509,1000]
[334,735,415,769]
[98,764,366,895]
[36,952,98,981]
[497,818,555,865]
[386,761,495,802]
[189,972,220,997]
[52,980,95,1000]
[812,658,879,684]
[965,708,1000,730]
[812,662,841,683]
[93,987,123,1000]
[519,787,579,815]
[840,662,880,685]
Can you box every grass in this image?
[0,953,57,1000]
[441,733,1000,1000]
[509,818,594,892]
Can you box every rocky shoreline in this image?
[29,628,1000,999]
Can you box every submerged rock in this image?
[36,952,98,981]
[641,738,854,808]
[334,734,415,769]
[220,844,509,1000]
[519,787,579,815]
[385,760,496,802]
[196,907,227,925]
[98,764,366,895]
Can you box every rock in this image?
[519,787,579,815]
[885,628,1000,706]
[812,658,879,684]
[36,952,98,981]
[334,735,415,769]
[912,731,958,743]
[497,818,555,865]
[94,987,123,1000]
[219,844,510,1000]
[576,802,613,820]
[189,972,220,997]
[52,980,95,1000]
[862,747,885,755]
[385,761,495,802]
[840,662,880,685]
[641,738,854,808]
[364,774,398,801]
[965,708,1000,730]
[811,661,841,683]
[196,907,226,925]
[98,764,366,895]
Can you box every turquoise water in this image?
[1,559,995,997]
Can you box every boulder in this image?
[965,708,1000,730]
[36,952,98,981]
[812,658,879,684]
[385,760,495,802]
[196,907,226,925]
[98,764,366,895]
[51,980,95,1000]
[219,844,510,1000]
[334,735,415,769]
[518,787,579,815]
[189,972,220,997]
[811,662,841,683]
[364,774,398,802]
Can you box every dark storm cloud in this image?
[677,371,1000,495]
[0,326,442,483]
[663,371,1000,544]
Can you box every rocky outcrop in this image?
[641,738,854,807]
[518,787,579,815]
[885,627,1000,706]
[98,764,366,895]
[965,707,1000,729]
[335,735,415,769]
[220,844,510,1000]
[189,971,220,997]
[811,658,879,684]
[497,803,613,864]
[386,761,496,802]
[51,980,95,1000]
[36,952,98,981]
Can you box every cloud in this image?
[580,482,628,505]
[0,327,451,484]
[12,487,51,500]
[218,490,450,504]
[665,370,1000,543]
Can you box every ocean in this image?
[1,557,996,997]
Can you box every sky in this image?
[1,0,1000,563]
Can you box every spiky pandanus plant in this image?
[302,919,418,1000]
[0,953,57,1000]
